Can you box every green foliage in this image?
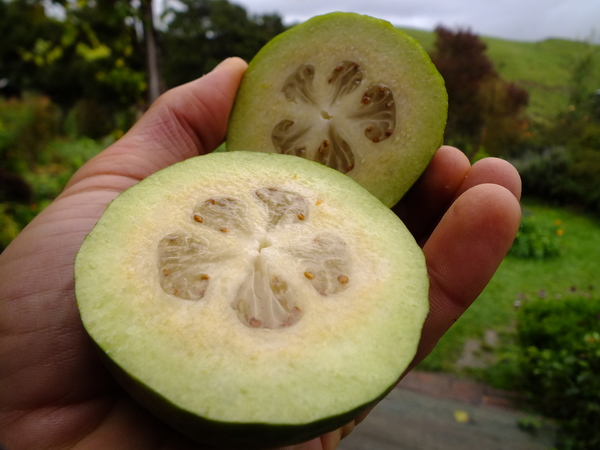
[65,99,125,139]
[0,202,43,250]
[1,0,145,125]
[0,94,62,172]
[516,295,600,449]
[0,0,64,98]
[512,116,600,216]
[1,0,289,128]
[513,148,576,205]
[508,48,600,215]
[568,50,598,111]
[517,415,544,433]
[160,0,287,88]
[1,127,109,252]
[403,30,600,127]
[421,202,600,382]
[52,0,147,110]
[21,136,108,208]
[509,214,563,259]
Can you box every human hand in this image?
[0,57,521,450]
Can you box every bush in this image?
[0,94,62,173]
[512,147,578,203]
[64,99,115,139]
[0,202,40,251]
[513,142,600,216]
[509,213,563,259]
[516,294,600,449]
[512,84,600,216]
[0,136,109,252]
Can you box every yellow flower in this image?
[454,410,470,423]
[556,229,564,236]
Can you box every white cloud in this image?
[234,0,600,43]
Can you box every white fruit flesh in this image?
[227,12,448,207]
[75,152,428,435]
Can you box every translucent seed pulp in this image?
[158,235,213,301]
[156,187,352,329]
[271,60,397,174]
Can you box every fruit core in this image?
[157,187,352,329]
[271,60,396,174]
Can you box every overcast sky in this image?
[232,0,599,43]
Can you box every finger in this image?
[124,57,248,160]
[410,183,522,367]
[393,146,470,244]
[65,57,248,191]
[455,156,522,201]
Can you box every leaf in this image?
[76,42,111,62]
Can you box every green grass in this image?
[399,27,600,124]
[400,27,437,52]
[484,38,600,124]
[419,201,600,375]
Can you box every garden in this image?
[420,202,600,448]
[2,1,600,448]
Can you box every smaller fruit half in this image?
[74,151,429,448]
[227,12,448,207]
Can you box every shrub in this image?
[64,100,136,139]
[1,136,108,252]
[512,147,582,206]
[509,213,563,259]
[0,95,62,173]
[0,203,40,251]
[512,87,600,216]
[516,294,600,449]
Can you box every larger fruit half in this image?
[75,151,429,448]
[227,12,447,207]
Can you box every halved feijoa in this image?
[227,12,448,207]
[74,151,429,448]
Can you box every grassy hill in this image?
[400,27,600,124]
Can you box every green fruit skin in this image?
[75,151,429,449]
[227,12,448,208]
[99,344,391,449]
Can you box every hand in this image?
[0,57,521,450]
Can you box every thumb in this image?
[66,57,248,191]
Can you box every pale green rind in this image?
[75,151,429,447]
[227,12,448,207]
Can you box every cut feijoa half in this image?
[227,12,448,207]
[74,151,429,448]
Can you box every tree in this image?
[62,0,156,106]
[0,0,67,99]
[140,0,163,104]
[0,0,286,136]
[160,0,286,89]
[1,0,157,117]
[431,26,529,159]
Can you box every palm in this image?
[0,58,521,450]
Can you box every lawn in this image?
[419,200,600,379]
[400,26,600,125]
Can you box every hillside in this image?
[399,27,600,124]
